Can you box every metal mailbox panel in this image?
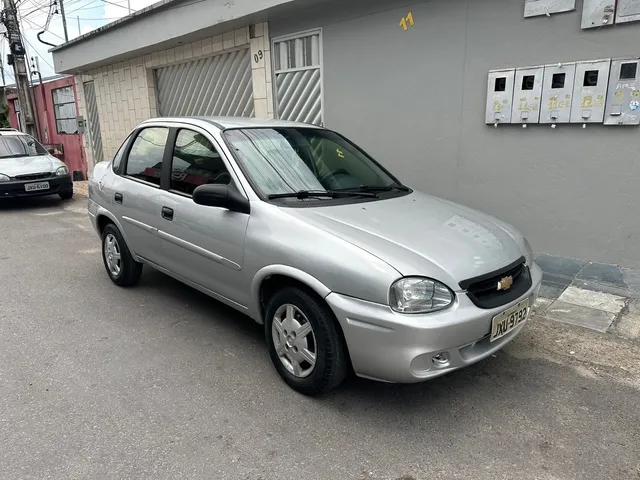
[524,0,576,17]
[486,69,515,124]
[511,66,543,124]
[616,0,640,23]
[540,63,576,123]
[581,0,616,28]
[604,58,640,125]
[570,59,611,123]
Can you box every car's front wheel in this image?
[59,190,73,200]
[101,223,142,286]
[265,287,349,396]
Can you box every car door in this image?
[156,125,250,307]
[109,126,170,265]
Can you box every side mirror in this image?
[192,184,250,214]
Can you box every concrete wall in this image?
[270,0,640,267]
[75,23,274,166]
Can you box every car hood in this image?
[0,155,60,176]
[283,191,525,288]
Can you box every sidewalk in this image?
[533,254,640,341]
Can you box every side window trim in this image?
[163,124,245,198]
[121,125,171,189]
[112,132,135,175]
[160,127,178,191]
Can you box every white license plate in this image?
[24,182,50,192]
[490,299,529,342]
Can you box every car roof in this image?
[0,128,24,136]
[140,116,323,130]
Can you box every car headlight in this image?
[523,238,534,267]
[55,165,69,176]
[390,277,454,314]
[0,174,9,182]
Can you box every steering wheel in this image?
[319,168,349,183]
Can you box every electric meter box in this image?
[582,0,616,28]
[604,58,640,125]
[485,69,515,124]
[540,63,576,123]
[570,59,611,123]
[511,66,543,124]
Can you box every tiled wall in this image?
[76,22,275,170]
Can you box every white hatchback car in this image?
[88,117,542,395]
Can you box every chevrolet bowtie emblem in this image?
[497,276,513,291]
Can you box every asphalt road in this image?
[1,196,639,480]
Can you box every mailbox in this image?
[540,63,576,124]
[582,0,616,28]
[604,58,640,125]
[570,59,611,124]
[485,69,515,124]
[511,66,543,124]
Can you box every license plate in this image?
[490,299,529,342]
[24,182,50,192]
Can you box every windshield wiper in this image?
[338,184,411,193]
[268,189,378,200]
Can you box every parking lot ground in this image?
[1,196,639,480]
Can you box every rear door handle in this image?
[114,192,123,204]
[161,206,174,221]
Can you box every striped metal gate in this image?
[273,30,322,125]
[154,49,254,117]
[83,81,104,164]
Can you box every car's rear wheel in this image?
[265,287,348,396]
[101,224,142,286]
[59,190,73,200]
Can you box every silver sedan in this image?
[88,117,541,395]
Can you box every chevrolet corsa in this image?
[88,117,542,395]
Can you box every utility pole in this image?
[77,15,80,36]
[59,0,69,42]
[2,0,36,135]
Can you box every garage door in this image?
[155,49,254,117]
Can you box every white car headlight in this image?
[0,174,9,182]
[390,277,454,314]
[55,165,69,176]
[523,238,534,267]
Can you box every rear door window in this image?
[124,127,169,186]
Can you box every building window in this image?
[273,31,321,73]
[52,86,78,134]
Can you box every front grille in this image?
[14,172,51,181]
[459,256,532,309]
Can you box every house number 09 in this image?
[254,50,264,63]
[400,12,414,31]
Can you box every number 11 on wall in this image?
[400,12,414,31]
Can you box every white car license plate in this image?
[24,182,50,192]
[490,299,529,342]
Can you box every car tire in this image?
[265,287,349,396]
[101,223,142,287]
[59,190,73,200]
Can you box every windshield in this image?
[224,127,401,198]
[0,134,47,159]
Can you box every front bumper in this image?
[326,262,542,383]
[0,174,73,198]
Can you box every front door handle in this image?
[161,206,174,221]
[114,192,123,204]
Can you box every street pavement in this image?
[1,195,639,480]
